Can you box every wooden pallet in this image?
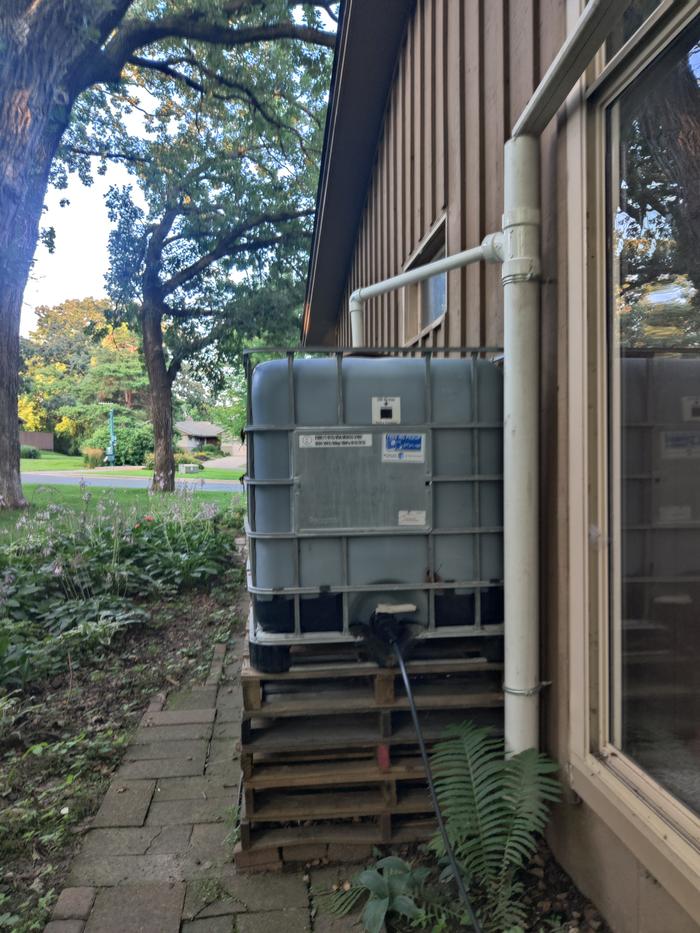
[235,639,504,870]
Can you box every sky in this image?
[21,161,132,338]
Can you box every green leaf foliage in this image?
[318,855,428,933]
[0,489,238,687]
[430,722,561,931]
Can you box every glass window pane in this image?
[421,269,447,328]
[608,19,700,814]
[606,0,663,60]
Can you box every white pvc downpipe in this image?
[501,0,629,754]
[502,135,541,754]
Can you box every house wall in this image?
[327,1,699,929]
[19,431,54,451]
[334,0,564,353]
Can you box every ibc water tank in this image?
[246,351,503,668]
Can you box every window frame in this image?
[400,216,448,346]
[565,0,700,907]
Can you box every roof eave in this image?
[303,0,414,345]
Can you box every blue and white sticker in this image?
[661,430,700,459]
[382,432,425,463]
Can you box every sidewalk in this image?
[44,638,356,933]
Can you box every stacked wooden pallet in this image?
[234,638,504,871]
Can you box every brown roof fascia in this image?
[303,0,415,345]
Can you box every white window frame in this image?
[400,216,448,346]
[565,0,700,914]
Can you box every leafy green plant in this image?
[85,421,153,466]
[320,856,427,933]
[19,446,40,460]
[430,722,561,931]
[0,488,236,687]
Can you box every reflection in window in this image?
[420,254,447,329]
[606,0,663,60]
[609,19,700,814]
[402,224,447,343]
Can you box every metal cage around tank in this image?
[244,346,504,647]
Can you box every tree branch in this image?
[165,306,217,320]
[161,210,313,295]
[127,55,206,94]
[97,18,335,84]
[64,143,148,165]
[167,316,233,380]
[143,208,179,300]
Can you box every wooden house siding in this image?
[333,0,566,353]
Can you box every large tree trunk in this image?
[141,304,175,492]
[0,35,72,508]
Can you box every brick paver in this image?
[44,921,85,933]
[84,882,185,932]
[46,639,363,933]
[91,779,155,827]
[51,887,95,920]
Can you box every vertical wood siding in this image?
[334,0,565,352]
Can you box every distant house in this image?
[175,420,223,451]
[18,416,54,451]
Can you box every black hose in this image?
[391,639,483,933]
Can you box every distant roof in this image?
[175,420,224,437]
[303,0,414,344]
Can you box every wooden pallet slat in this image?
[236,632,504,871]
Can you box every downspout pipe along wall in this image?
[501,136,541,753]
[503,0,630,754]
[348,0,630,756]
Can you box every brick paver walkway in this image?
[44,640,357,933]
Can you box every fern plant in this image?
[430,721,561,931]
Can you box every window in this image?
[605,0,664,60]
[402,223,447,343]
[607,17,700,814]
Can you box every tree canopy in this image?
[0,0,336,507]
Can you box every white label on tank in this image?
[398,509,426,526]
[682,397,700,422]
[382,433,425,462]
[372,396,401,424]
[661,430,700,459]
[659,505,691,524]
[299,432,372,448]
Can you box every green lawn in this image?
[0,484,238,533]
[92,467,244,480]
[199,466,245,480]
[20,452,84,471]
[20,453,243,481]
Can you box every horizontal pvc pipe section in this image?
[349,235,503,348]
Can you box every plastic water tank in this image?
[246,353,503,643]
